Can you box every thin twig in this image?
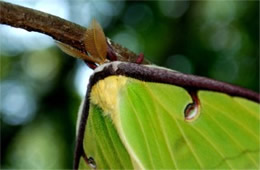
[0,1,149,64]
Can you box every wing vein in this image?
[102,116,125,168]
[187,123,234,168]
[125,88,156,168]
[203,101,258,140]
[203,103,259,167]
[232,98,259,120]
[144,85,203,168]
[90,111,112,168]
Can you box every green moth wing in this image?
[74,62,259,169]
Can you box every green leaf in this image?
[80,75,259,169]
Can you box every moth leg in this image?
[107,42,117,61]
[136,53,144,64]
[84,60,97,69]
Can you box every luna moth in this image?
[55,17,260,169]
[55,19,259,169]
[73,61,259,169]
[56,19,259,169]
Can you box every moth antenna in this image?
[84,19,107,64]
[56,41,91,60]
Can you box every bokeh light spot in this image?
[21,49,61,81]
[203,1,236,25]
[6,120,66,169]
[159,1,189,19]
[165,55,193,74]
[0,81,36,125]
[123,4,154,31]
[210,57,238,83]
[112,27,142,53]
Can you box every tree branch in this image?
[0,1,149,64]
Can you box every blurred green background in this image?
[0,0,259,169]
